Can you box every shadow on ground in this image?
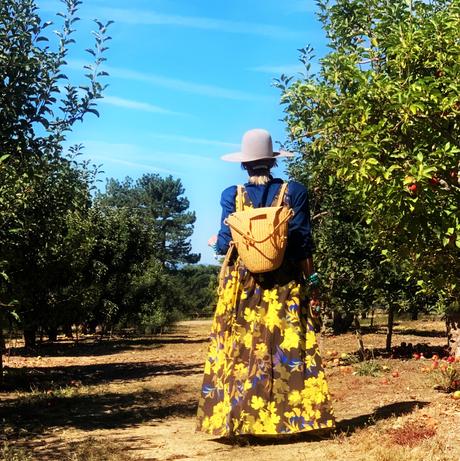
[361,325,446,339]
[213,400,428,446]
[392,328,447,338]
[335,400,428,434]
[0,385,199,436]
[1,359,203,392]
[7,334,208,358]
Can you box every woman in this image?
[196,129,335,437]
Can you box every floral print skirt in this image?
[196,259,335,436]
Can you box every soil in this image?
[1,318,460,461]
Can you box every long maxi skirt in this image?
[196,259,335,436]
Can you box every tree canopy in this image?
[279,0,460,315]
[98,174,200,268]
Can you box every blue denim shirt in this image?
[216,178,315,261]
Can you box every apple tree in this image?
[0,0,111,349]
[279,0,460,350]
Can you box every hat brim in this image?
[221,150,295,162]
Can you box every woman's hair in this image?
[242,159,277,185]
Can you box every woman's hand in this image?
[208,235,217,247]
[309,288,321,317]
[309,298,321,314]
[308,289,322,333]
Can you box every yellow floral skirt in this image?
[196,260,335,436]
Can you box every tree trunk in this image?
[47,327,58,342]
[353,314,365,360]
[386,304,395,352]
[23,328,37,349]
[446,313,460,358]
[411,308,418,321]
[332,310,354,334]
[0,318,5,351]
[63,323,73,339]
[0,316,4,385]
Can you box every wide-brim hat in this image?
[221,128,294,162]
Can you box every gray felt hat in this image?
[221,128,294,162]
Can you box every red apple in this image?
[408,183,417,192]
[392,371,400,378]
[413,353,421,360]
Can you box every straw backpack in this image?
[224,182,293,274]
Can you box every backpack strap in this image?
[272,182,289,207]
[218,242,235,292]
[236,185,244,212]
[236,185,253,211]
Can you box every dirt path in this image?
[2,319,460,460]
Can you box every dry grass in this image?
[0,438,137,461]
[62,438,137,461]
[387,421,437,447]
[1,317,460,460]
[310,408,456,461]
[0,444,33,461]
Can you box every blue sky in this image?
[38,0,328,264]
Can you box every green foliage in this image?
[0,0,110,346]
[279,0,460,318]
[432,363,460,392]
[174,264,219,317]
[90,175,204,332]
[98,174,200,268]
[63,205,149,329]
[0,0,211,350]
[354,360,382,377]
[129,258,182,333]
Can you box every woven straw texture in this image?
[225,183,293,273]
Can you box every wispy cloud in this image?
[149,133,239,149]
[91,155,176,175]
[77,140,220,175]
[75,5,302,39]
[286,1,318,13]
[100,95,187,116]
[251,61,321,76]
[38,1,302,38]
[77,141,179,175]
[250,64,306,75]
[67,60,272,102]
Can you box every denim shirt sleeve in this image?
[286,181,315,260]
[215,181,315,260]
[216,185,236,255]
